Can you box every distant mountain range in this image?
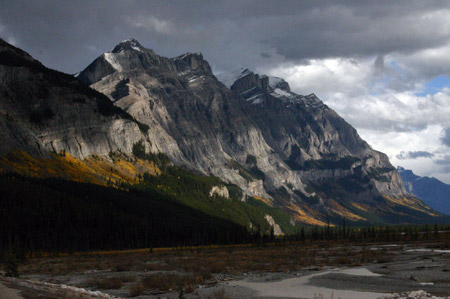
[0,37,447,233]
[398,167,450,215]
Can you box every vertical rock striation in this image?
[0,38,146,159]
[75,39,440,224]
[0,37,444,225]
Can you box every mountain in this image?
[398,167,450,215]
[0,37,445,232]
[74,38,444,225]
[0,38,148,159]
[0,37,289,251]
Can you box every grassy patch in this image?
[128,282,146,297]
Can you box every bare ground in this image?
[3,241,450,298]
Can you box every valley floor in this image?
[2,241,450,298]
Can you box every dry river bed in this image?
[1,242,450,298]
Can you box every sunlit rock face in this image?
[75,38,428,224]
[0,38,145,160]
[1,36,439,225]
[78,39,297,200]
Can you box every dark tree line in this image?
[278,220,450,244]
[0,174,251,254]
[1,172,449,256]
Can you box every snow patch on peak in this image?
[269,76,291,93]
[271,88,294,99]
[188,75,205,83]
[119,38,142,47]
[175,52,203,60]
[246,93,263,105]
[131,46,142,52]
[301,93,324,108]
[103,52,123,72]
[268,76,284,88]
[112,38,144,53]
[121,38,139,44]
[176,53,190,60]
[216,68,253,88]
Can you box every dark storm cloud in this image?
[396,151,434,160]
[435,155,450,165]
[374,55,386,74]
[434,155,450,173]
[0,0,449,73]
[441,127,450,147]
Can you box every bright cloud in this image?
[1,1,450,182]
[127,15,175,35]
[0,20,18,46]
[267,54,450,183]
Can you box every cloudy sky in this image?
[2,1,450,182]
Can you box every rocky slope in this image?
[78,39,287,200]
[0,37,444,226]
[0,38,147,159]
[398,167,450,215]
[218,69,407,195]
[75,39,443,224]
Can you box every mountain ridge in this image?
[398,166,450,215]
[0,37,446,227]
[75,38,443,225]
[0,37,150,159]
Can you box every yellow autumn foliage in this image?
[351,203,371,212]
[286,202,328,226]
[252,196,272,206]
[383,195,438,216]
[0,150,160,187]
[327,199,366,221]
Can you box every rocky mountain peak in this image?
[268,76,290,93]
[216,68,253,89]
[222,68,270,96]
[398,167,450,215]
[77,39,214,86]
[112,38,145,53]
[0,38,146,159]
[172,52,212,74]
[397,166,420,181]
[217,69,293,95]
[217,69,299,105]
[77,39,161,85]
[63,39,448,225]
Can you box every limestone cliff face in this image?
[0,37,440,225]
[74,39,434,224]
[227,71,408,198]
[0,38,146,159]
[78,39,302,199]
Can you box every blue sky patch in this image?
[415,75,450,96]
[390,61,400,70]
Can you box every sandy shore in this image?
[0,281,23,299]
[198,246,450,299]
[218,268,385,299]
